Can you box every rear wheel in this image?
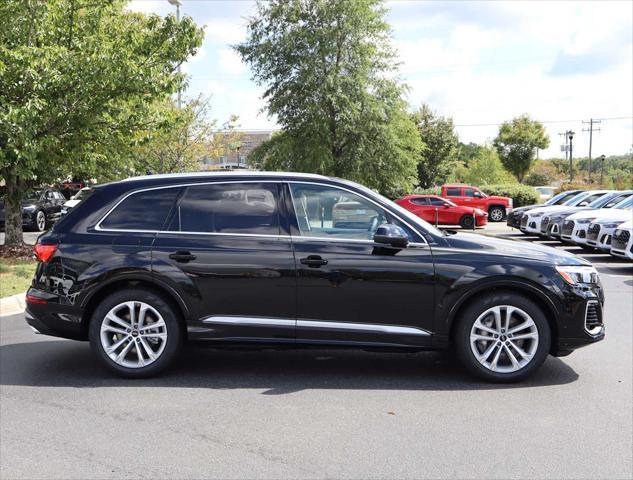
[454,292,551,382]
[89,288,182,378]
[459,215,475,229]
[488,206,505,222]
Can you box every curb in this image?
[0,292,26,317]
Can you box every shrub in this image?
[481,184,539,207]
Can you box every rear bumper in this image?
[24,288,85,340]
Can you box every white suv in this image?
[611,220,633,260]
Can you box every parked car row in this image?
[508,189,633,260]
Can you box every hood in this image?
[489,195,512,203]
[511,203,544,214]
[530,205,590,217]
[445,232,589,266]
[584,209,633,222]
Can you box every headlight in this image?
[22,205,36,212]
[602,222,621,229]
[531,212,544,218]
[576,218,592,224]
[556,265,599,286]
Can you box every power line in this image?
[454,116,631,127]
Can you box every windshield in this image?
[564,191,604,207]
[547,190,577,205]
[588,192,618,208]
[614,196,633,209]
[24,191,43,202]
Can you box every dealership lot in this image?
[1,224,632,479]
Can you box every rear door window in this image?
[410,197,430,206]
[100,188,181,231]
[446,188,461,196]
[169,183,281,235]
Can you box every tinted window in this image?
[446,188,460,196]
[289,183,413,241]
[410,197,429,206]
[550,191,579,205]
[101,188,180,231]
[429,197,447,206]
[171,183,280,235]
[581,193,606,205]
[464,188,475,197]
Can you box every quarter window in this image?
[101,188,181,231]
[410,197,430,206]
[170,183,280,235]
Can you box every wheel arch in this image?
[79,275,190,340]
[446,280,560,353]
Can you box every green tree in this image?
[235,0,421,197]
[132,96,241,174]
[493,114,550,183]
[0,0,204,245]
[458,147,515,185]
[411,104,459,188]
[457,142,484,166]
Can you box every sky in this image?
[127,0,633,159]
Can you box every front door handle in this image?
[300,255,328,268]
[169,250,197,263]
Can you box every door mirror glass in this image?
[373,224,409,248]
[578,201,588,207]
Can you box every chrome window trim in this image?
[95,180,282,233]
[94,178,431,246]
[201,316,431,336]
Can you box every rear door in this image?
[408,197,434,222]
[151,181,296,343]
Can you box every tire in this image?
[454,292,551,383]
[89,288,182,378]
[459,215,475,229]
[488,206,505,222]
[26,210,47,232]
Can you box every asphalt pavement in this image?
[0,225,632,479]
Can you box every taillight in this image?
[34,243,58,263]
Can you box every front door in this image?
[152,181,296,343]
[286,182,435,348]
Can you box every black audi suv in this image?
[26,172,605,382]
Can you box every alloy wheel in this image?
[490,208,504,222]
[469,305,539,373]
[100,301,168,369]
[36,211,46,231]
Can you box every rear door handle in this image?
[300,255,328,268]
[169,251,197,262]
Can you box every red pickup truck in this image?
[441,184,512,222]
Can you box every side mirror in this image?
[444,204,451,208]
[373,224,409,248]
[578,201,588,207]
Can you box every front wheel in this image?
[488,206,505,222]
[89,288,182,378]
[454,292,551,382]
[459,215,475,229]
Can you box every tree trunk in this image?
[3,170,24,246]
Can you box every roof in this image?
[120,170,330,182]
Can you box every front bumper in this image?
[524,215,543,234]
[611,229,633,260]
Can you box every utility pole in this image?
[582,118,601,182]
[167,0,182,109]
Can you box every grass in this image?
[0,258,37,298]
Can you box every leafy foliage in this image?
[457,142,484,166]
[0,0,204,244]
[493,115,550,183]
[131,96,242,174]
[481,184,540,207]
[236,0,421,197]
[411,104,459,188]
[454,147,515,185]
